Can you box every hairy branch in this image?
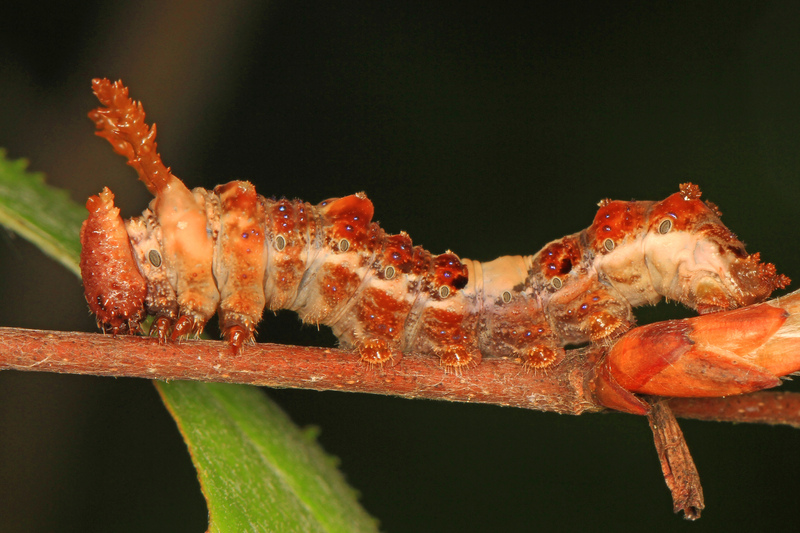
[0,327,601,414]
[668,393,800,428]
[2,326,799,427]
[6,325,800,520]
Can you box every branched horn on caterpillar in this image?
[79,79,790,413]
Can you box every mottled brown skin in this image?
[81,79,793,413]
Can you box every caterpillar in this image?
[80,79,789,410]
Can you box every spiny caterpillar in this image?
[80,79,789,408]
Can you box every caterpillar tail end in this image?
[80,187,146,335]
[89,78,174,195]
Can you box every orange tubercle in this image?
[538,237,582,280]
[432,253,469,293]
[319,194,375,249]
[267,199,299,234]
[587,200,648,252]
[382,233,415,272]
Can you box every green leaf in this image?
[0,148,377,532]
[0,148,85,276]
[157,382,379,533]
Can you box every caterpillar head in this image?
[80,187,147,333]
[590,183,789,313]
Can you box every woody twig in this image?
[1,326,799,425]
[4,325,800,520]
[0,327,600,414]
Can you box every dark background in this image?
[2,2,800,531]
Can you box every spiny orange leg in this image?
[437,346,481,375]
[127,320,144,335]
[171,315,201,341]
[149,316,172,344]
[99,321,127,337]
[521,345,562,374]
[358,339,402,368]
[223,324,255,354]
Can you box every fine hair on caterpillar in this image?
[80,79,790,412]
